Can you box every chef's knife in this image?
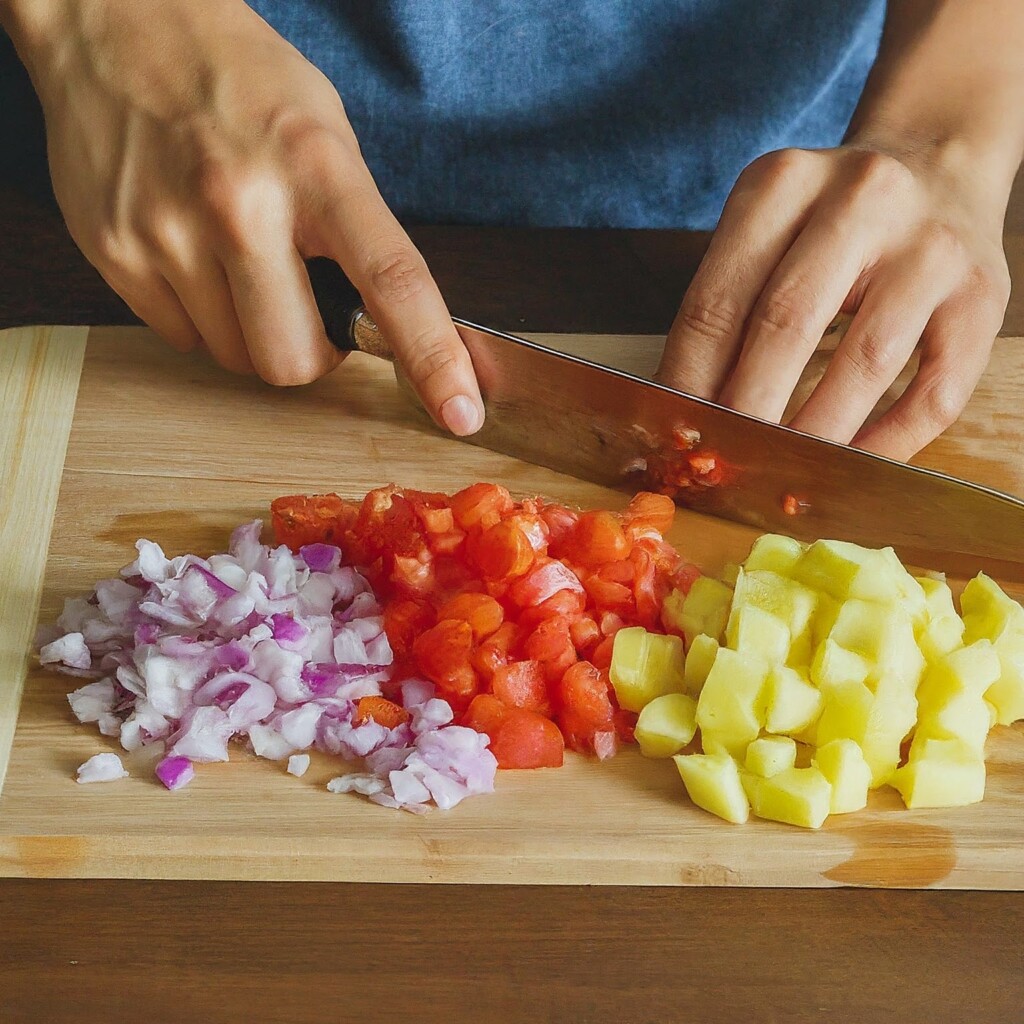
[307,258,1024,582]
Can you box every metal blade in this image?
[396,319,1024,581]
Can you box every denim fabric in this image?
[1,1,886,228]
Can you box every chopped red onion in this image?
[76,752,129,784]
[155,755,195,790]
[45,520,496,811]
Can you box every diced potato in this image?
[745,736,797,777]
[918,614,966,664]
[879,547,928,625]
[609,627,686,712]
[810,639,871,691]
[889,738,986,808]
[635,693,697,758]
[792,539,904,604]
[813,739,871,814]
[764,664,823,736]
[733,569,817,639]
[916,640,1001,707]
[961,572,1024,644]
[987,633,1024,725]
[695,648,768,756]
[917,575,959,621]
[683,633,719,694]
[673,752,750,824]
[665,577,733,646]
[744,534,805,577]
[827,600,924,688]
[726,604,790,665]
[912,687,991,753]
[816,679,873,748]
[750,766,832,829]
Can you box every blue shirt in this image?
[0,1,887,229]
[248,0,886,229]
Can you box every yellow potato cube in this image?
[673,752,750,824]
[683,633,719,694]
[810,639,871,691]
[918,614,967,664]
[733,569,818,639]
[986,633,1024,725]
[911,688,991,753]
[726,604,791,665]
[812,739,871,814]
[750,766,832,829]
[695,648,768,756]
[889,739,986,808]
[961,572,1024,644]
[665,577,733,646]
[827,600,924,688]
[743,534,806,577]
[635,693,697,758]
[745,736,797,777]
[916,640,1001,708]
[609,627,686,712]
[792,539,903,604]
[917,575,958,621]
[764,664,824,736]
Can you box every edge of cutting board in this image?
[0,326,88,797]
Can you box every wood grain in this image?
[1,879,1021,1024]
[0,327,87,796]
[0,326,1021,887]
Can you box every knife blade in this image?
[307,258,1024,582]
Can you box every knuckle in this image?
[195,161,286,247]
[406,337,466,388]
[969,262,1012,309]
[366,248,429,305]
[845,328,902,384]
[921,378,963,431]
[283,119,348,177]
[918,221,965,264]
[752,288,818,347]
[851,149,914,195]
[741,148,811,189]
[675,294,741,344]
[259,356,325,388]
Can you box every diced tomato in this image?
[428,529,466,556]
[383,598,435,658]
[524,617,577,683]
[559,661,615,729]
[582,573,634,613]
[624,491,675,534]
[567,510,632,567]
[391,553,435,595]
[470,520,536,579]
[471,621,519,681]
[353,696,412,729]
[596,559,635,585]
[670,562,702,595]
[591,635,615,670]
[491,659,550,714]
[414,504,454,535]
[271,493,358,550]
[613,708,639,744]
[631,546,661,627]
[516,588,587,634]
[598,611,626,636]
[488,709,564,769]
[412,619,475,691]
[569,614,602,655]
[450,483,514,531]
[539,503,580,556]
[510,559,585,608]
[436,592,505,642]
[504,512,549,554]
[462,693,511,740]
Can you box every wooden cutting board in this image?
[1,324,1022,888]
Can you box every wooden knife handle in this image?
[305,257,394,361]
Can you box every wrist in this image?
[845,119,1020,225]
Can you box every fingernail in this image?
[440,394,484,436]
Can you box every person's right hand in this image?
[4,0,484,434]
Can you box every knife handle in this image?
[306,257,395,361]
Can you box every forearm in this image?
[847,1,1024,211]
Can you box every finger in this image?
[852,294,1001,461]
[162,258,256,376]
[104,268,202,354]
[221,240,343,388]
[657,150,828,398]
[308,176,484,436]
[787,258,957,443]
[718,204,876,423]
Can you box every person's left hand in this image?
[656,143,1011,461]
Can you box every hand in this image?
[656,143,1011,460]
[7,0,484,434]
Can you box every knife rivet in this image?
[782,494,809,516]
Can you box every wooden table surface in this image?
[2,185,1023,1024]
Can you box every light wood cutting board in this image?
[0,324,1021,888]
